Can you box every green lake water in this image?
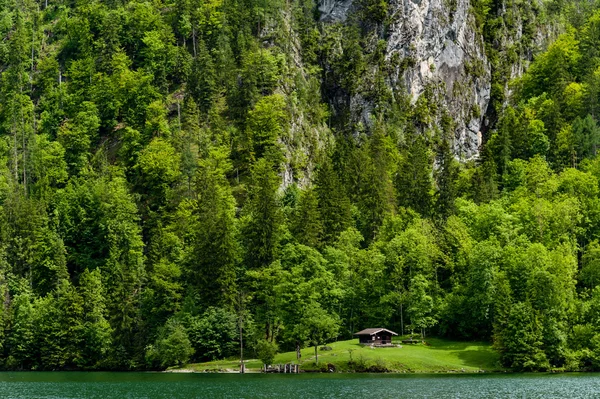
[0,372,599,398]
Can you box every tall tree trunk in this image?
[192,27,197,57]
[21,107,26,195]
[13,122,18,182]
[20,83,27,196]
[31,19,35,93]
[400,302,404,336]
[239,320,244,373]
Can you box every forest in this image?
[1,0,600,372]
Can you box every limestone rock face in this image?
[320,0,492,160]
[318,0,355,22]
[387,0,492,159]
[387,0,491,159]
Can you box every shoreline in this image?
[167,337,502,375]
[164,368,584,375]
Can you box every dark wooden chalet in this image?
[354,328,398,345]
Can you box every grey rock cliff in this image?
[321,0,492,160]
[319,0,355,22]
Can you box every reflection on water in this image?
[0,372,599,399]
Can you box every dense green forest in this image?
[2,0,600,372]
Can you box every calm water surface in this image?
[0,372,599,398]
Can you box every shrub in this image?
[255,340,278,366]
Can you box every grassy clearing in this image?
[173,337,504,373]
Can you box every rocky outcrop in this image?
[388,0,491,159]
[271,8,334,189]
[318,0,355,22]
[320,0,492,160]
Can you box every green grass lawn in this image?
[173,337,504,373]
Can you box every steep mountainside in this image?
[2,0,600,374]
[317,0,555,159]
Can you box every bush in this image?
[187,307,239,361]
[255,340,278,366]
[146,320,194,369]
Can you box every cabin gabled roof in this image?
[353,328,398,336]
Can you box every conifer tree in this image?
[78,268,113,369]
[242,158,284,269]
[396,135,433,217]
[290,188,323,248]
[356,124,396,242]
[98,175,146,366]
[57,102,100,176]
[7,289,36,369]
[41,279,84,368]
[435,139,459,219]
[188,40,216,114]
[179,97,201,191]
[315,157,352,245]
[187,158,239,307]
[472,146,498,203]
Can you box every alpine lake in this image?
[1,372,600,399]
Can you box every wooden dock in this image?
[263,364,300,373]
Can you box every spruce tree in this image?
[315,156,353,245]
[434,139,459,219]
[189,40,216,114]
[7,290,36,369]
[396,135,433,217]
[187,159,238,307]
[472,146,498,203]
[356,124,396,242]
[290,188,323,248]
[78,268,113,369]
[242,158,284,269]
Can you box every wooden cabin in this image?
[354,328,398,345]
